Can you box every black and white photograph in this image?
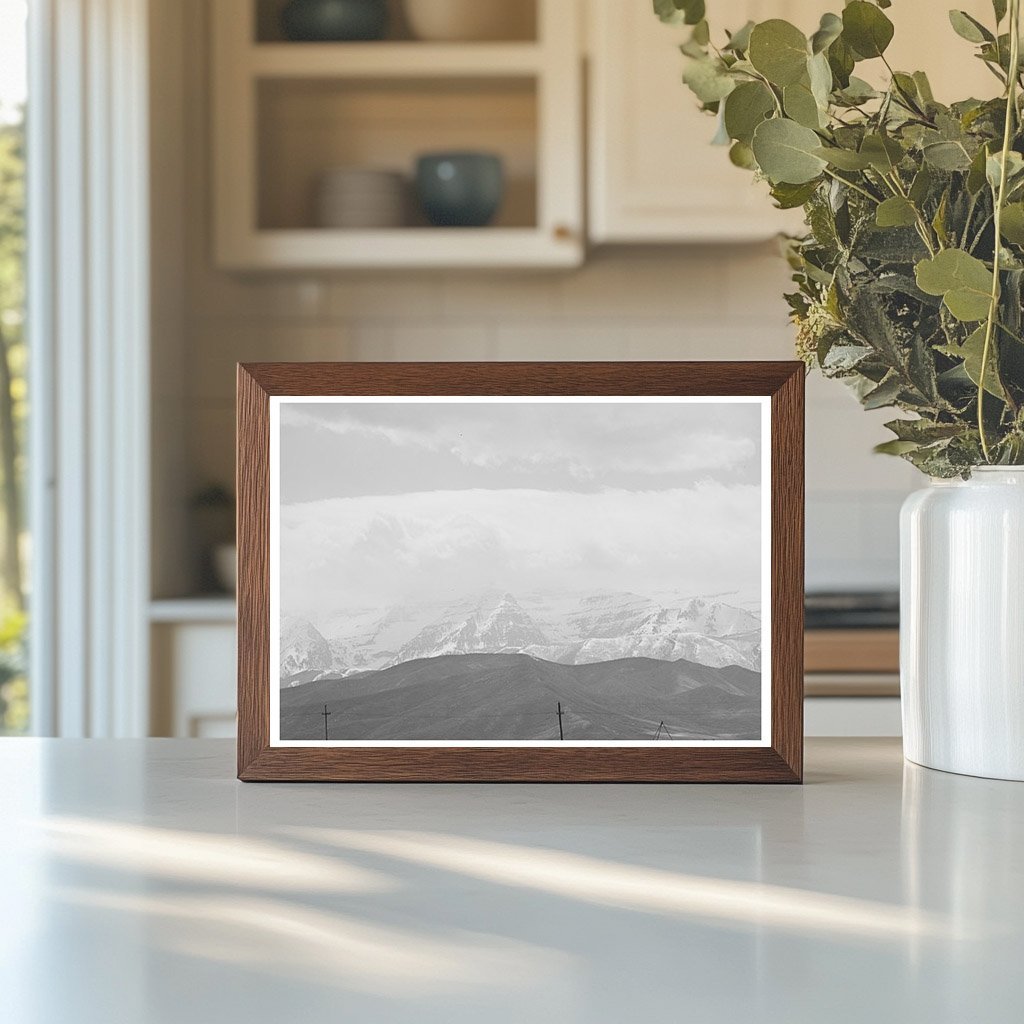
[270,397,770,746]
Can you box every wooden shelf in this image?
[249,42,544,79]
[150,597,236,624]
[218,227,580,270]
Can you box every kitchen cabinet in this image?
[150,601,237,738]
[586,0,998,244]
[211,0,583,269]
[587,0,814,243]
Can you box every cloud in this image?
[280,402,759,481]
[279,484,762,617]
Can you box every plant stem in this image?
[884,171,939,254]
[968,212,994,253]
[822,167,881,204]
[979,0,1021,462]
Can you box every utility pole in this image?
[556,701,564,740]
[321,703,332,741]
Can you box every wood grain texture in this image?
[236,361,805,783]
[236,365,271,779]
[770,366,804,782]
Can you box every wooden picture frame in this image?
[237,362,804,782]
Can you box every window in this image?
[0,0,28,734]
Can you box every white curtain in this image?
[28,0,150,736]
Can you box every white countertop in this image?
[0,738,1020,1023]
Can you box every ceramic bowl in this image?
[415,152,504,228]
[316,168,407,228]
[281,0,388,42]
[403,0,534,42]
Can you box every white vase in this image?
[900,467,1024,780]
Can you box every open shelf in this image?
[257,76,538,232]
[212,0,582,269]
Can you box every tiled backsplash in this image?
[181,247,918,592]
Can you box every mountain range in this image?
[280,589,761,684]
[280,652,761,742]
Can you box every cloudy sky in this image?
[277,400,764,617]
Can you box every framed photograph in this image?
[237,362,804,782]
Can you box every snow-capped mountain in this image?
[280,589,762,683]
[279,617,347,683]
[394,593,550,664]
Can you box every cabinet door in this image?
[587,0,809,243]
[587,0,996,244]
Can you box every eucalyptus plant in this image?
[657,0,1024,475]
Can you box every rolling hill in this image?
[280,652,761,742]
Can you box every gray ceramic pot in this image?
[415,152,505,227]
[281,0,388,42]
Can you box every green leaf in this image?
[862,374,903,409]
[932,190,950,246]
[909,164,933,205]
[967,144,991,193]
[860,133,904,173]
[922,140,972,171]
[891,72,924,111]
[653,0,705,26]
[913,71,935,104]
[993,0,1008,24]
[682,57,736,104]
[837,76,879,104]
[653,0,681,23]
[827,35,856,88]
[751,118,828,184]
[1000,203,1024,244]
[684,1,706,27]
[810,12,843,54]
[986,150,1024,191]
[875,438,922,455]
[884,418,963,443]
[771,180,820,209]
[723,81,775,144]
[915,249,994,321]
[842,1,895,59]
[724,20,755,53]
[948,10,994,44]
[814,146,872,170]
[748,20,809,86]
[729,140,757,169]
[784,80,824,129]
[939,325,1006,397]
[807,51,833,109]
[876,197,918,228]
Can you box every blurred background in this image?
[0,0,998,740]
